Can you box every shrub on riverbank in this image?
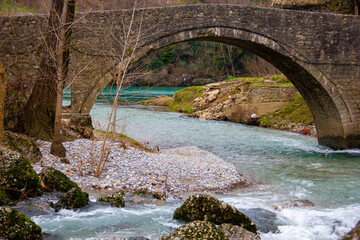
[169,86,204,113]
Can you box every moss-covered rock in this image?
[220,223,260,240]
[98,192,125,207]
[40,167,79,192]
[0,147,42,201]
[160,220,227,240]
[0,187,15,206]
[340,220,360,240]
[4,131,42,163]
[173,194,257,233]
[53,187,89,212]
[0,207,43,239]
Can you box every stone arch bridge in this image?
[0,4,359,149]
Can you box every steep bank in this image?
[143,75,316,136]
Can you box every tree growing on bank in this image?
[20,0,76,157]
[0,61,6,142]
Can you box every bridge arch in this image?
[79,26,348,149]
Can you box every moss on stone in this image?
[53,187,89,212]
[98,192,125,207]
[169,86,204,113]
[0,150,42,201]
[0,207,43,239]
[160,220,227,240]
[173,194,257,234]
[40,167,79,193]
[0,187,15,206]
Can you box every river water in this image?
[31,87,360,239]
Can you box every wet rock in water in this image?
[273,199,315,210]
[128,237,150,240]
[98,192,125,207]
[0,148,42,201]
[4,131,42,163]
[173,194,257,233]
[53,187,89,212]
[220,223,260,240]
[0,207,43,239]
[241,208,278,233]
[41,167,79,192]
[340,220,360,240]
[160,220,227,240]
[0,187,15,206]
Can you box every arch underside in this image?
[78,27,354,149]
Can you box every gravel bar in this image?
[33,139,248,198]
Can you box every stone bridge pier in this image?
[1,5,360,149]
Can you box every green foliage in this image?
[0,1,38,15]
[159,45,176,64]
[169,86,204,113]
[150,58,164,71]
[259,94,314,127]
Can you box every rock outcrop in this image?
[0,207,43,239]
[191,80,298,125]
[173,194,257,234]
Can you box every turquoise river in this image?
[29,87,360,240]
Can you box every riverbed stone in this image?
[98,192,125,207]
[0,207,43,239]
[220,223,260,240]
[173,194,257,233]
[340,220,360,240]
[53,187,89,212]
[0,147,42,201]
[160,220,227,240]
[40,167,79,192]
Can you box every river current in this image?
[30,87,360,239]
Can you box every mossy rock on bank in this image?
[4,131,42,163]
[0,148,42,201]
[0,207,43,239]
[173,194,257,233]
[40,167,79,193]
[340,220,360,240]
[98,192,125,207]
[53,187,89,212]
[169,86,204,113]
[160,220,227,240]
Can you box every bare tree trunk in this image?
[0,62,6,143]
[21,0,65,141]
[51,0,74,157]
[355,0,360,15]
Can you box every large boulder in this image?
[0,147,42,201]
[220,223,260,240]
[53,187,89,212]
[0,207,43,239]
[160,220,227,240]
[40,167,78,192]
[173,194,257,233]
[340,221,360,240]
[98,192,125,207]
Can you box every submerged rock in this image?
[0,207,43,239]
[53,187,89,212]
[98,192,125,207]
[0,147,42,201]
[160,220,227,240]
[340,220,360,240]
[173,194,257,233]
[40,167,79,192]
[220,223,260,240]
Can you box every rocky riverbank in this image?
[33,139,249,199]
[142,75,316,136]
